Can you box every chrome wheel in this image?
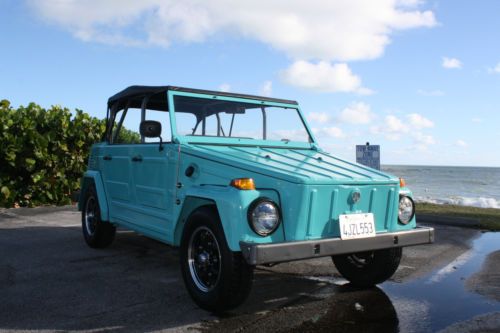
[188,226,221,292]
[84,196,97,236]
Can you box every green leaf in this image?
[32,173,43,183]
[0,100,109,207]
[6,151,16,161]
[1,186,10,199]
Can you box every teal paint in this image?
[81,88,417,252]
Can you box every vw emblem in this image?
[351,190,361,204]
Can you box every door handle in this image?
[132,156,143,162]
[103,155,112,161]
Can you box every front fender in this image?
[78,170,109,221]
[175,185,285,251]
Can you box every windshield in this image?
[173,95,312,143]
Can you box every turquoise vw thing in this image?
[79,86,434,311]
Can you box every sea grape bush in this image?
[0,99,139,208]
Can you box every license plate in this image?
[339,213,376,240]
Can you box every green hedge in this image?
[0,99,139,208]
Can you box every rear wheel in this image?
[180,206,253,312]
[332,248,402,287]
[82,184,116,248]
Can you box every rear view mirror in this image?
[140,120,164,151]
[140,120,162,138]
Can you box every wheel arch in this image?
[78,170,109,221]
[174,186,285,251]
[174,196,218,247]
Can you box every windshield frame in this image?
[167,90,317,148]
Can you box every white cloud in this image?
[413,132,435,145]
[308,112,332,124]
[338,102,374,124]
[471,118,483,123]
[407,113,434,129]
[417,89,444,96]
[259,81,272,97]
[487,62,500,74]
[397,0,424,7]
[385,115,410,133]
[29,1,436,62]
[371,115,409,140]
[313,126,345,139]
[370,112,436,152]
[455,139,468,147]
[218,83,231,92]
[442,57,462,69]
[371,113,436,142]
[281,61,372,94]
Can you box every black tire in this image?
[82,183,116,248]
[332,248,402,287]
[180,205,254,312]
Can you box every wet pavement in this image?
[0,205,499,332]
[382,232,500,333]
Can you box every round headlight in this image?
[398,195,415,225]
[248,198,281,236]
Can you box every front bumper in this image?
[240,226,434,265]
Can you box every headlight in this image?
[398,195,415,225]
[248,198,281,236]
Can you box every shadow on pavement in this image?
[0,224,395,332]
[204,285,398,333]
[2,220,498,332]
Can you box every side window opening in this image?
[111,107,141,144]
[109,93,171,145]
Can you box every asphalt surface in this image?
[0,205,499,332]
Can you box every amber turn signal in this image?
[399,177,406,188]
[230,178,256,190]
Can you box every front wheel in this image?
[180,206,253,312]
[332,248,402,287]
[82,183,116,248]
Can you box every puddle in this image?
[381,232,500,332]
[200,232,499,333]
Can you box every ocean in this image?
[382,165,500,209]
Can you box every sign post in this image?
[356,142,380,170]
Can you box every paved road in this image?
[0,206,499,332]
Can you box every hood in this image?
[184,144,398,185]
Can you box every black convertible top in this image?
[107,85,298,111]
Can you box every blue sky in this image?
[1,0,499,166]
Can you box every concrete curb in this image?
[0,204,77,218]
[417,214,481,229]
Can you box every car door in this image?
[100,143,134,222]
[127,106,177,242]
[129,142,176,241]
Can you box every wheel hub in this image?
[197,252,209,266]
[84,196,97,236]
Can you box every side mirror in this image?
[140,120,162,138]
[140,120,164,151]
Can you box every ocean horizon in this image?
[384,164,500,169]
[381,165,500,209]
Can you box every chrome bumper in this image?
[240,226,434,265]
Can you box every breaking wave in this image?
[415,196,500,209]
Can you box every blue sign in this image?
[356,144,380,170]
